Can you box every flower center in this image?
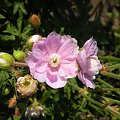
[49,53,61,67]
[23,80,30,86]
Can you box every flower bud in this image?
[41,85,46,91]
[26,35,42,51]
[13,50,26,62]
[2,88,10,95]
[15,107,21,116]
[16,75,38,96]
[8,96,17,108]
[0,52,14,69]
[30,14,41,28]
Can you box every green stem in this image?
[100,71,120,80]
[79,98,86,110]
[96,78,113,88]
[109,98,120,105]
[83,93,104,107]
[99,56,120,61]
[101,88,120,92]
[96,78,120,95]
[108,64,120,71]
[67,82,105,108]
[89,103,104,115]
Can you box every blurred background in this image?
[0,0,120,56]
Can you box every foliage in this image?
[0,0,120,120]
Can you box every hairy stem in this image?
[13,62,27,67]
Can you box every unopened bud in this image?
[8,96,17,108]
[16,75,38,96]
[30,14,41,28]
[0,52,14,69]
[15,107,21,116]
[41,85,46,91]
[2,88,10,95]
[13,50,26,62]
[26,35,42,51]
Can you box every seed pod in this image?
[0,52,14,69]
[13,50,26,62]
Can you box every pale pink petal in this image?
[47,71,57,83]
[33,40,46,50]
[35,61,48,73]
[46,73,67,89]
[58,66,67,77]
[26,55,37,69]
[60,60,78,78]
[45,32,62,53]
[83,37,98,57]
[32,40,48,58]
[77,49,87,73]
[83,37,93,48]
[32,48,43,60]
[58,39,78,58]
[87,67,99,76]
[34,71,47,82]
[86,41,98,57]
[78,71,95,89]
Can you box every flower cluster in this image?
[26,32,102,89]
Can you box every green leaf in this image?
[0,70,10,88]
[3,22,19,36]
[17,16,23,34]
[19,3,27,15]
[0,14,5,19]
[21,24,32,40]
[13,1,20,14]
[0,35,15,41]
[13,115,21,120]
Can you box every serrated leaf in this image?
[4,22,19,36]
[0,14,5,19]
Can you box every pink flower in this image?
[77,37,102,89]
[26,32,79,89]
